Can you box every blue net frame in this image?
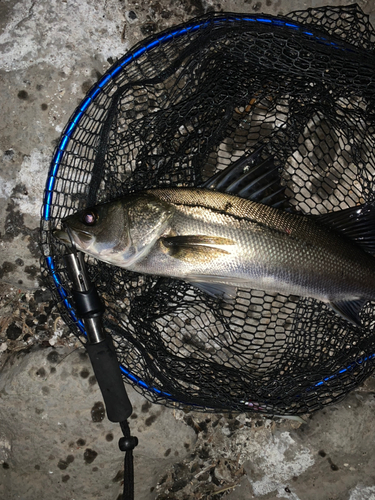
[40,5,375,415]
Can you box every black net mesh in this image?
[40,5,375,415]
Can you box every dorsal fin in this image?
[199,147,287,209]
[314,204,375,254]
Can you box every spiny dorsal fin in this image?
[199,147,287,209]
[314,204,375,254]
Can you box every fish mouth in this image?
[53,229,71,245]
[53,227,93,247]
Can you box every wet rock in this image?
[34,289,53,303]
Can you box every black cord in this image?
[119,420,139,500]
[63,251,137,496]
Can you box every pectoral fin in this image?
[329,298,366,327]
[161,235,234,264]
[161,236,238,298]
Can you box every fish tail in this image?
[315,203,375,327]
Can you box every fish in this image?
[54,148,375,327]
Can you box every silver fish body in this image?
[56,187,375,325]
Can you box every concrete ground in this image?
[0,311,374,500]
[1,0,375,499]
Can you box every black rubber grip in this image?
[86,336,133,422]
[72,287,104,318]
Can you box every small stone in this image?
[47,351,60,363]
[3,149,14,161]
[80,368,90,379]
[17,90,28,100]
[6,323,22,340]
[91,402,105,422]
[83,449,98,464]
[34,289,53,303]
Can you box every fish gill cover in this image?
[41,4,375,415]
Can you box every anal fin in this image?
[329,298,366,327]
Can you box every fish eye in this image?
[81,210,98,226]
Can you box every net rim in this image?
[40,9,375,413]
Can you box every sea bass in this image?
[55,150,375,326]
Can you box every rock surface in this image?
[0,346,374,499]
[0,347,197,500]
[1,1,375,499]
